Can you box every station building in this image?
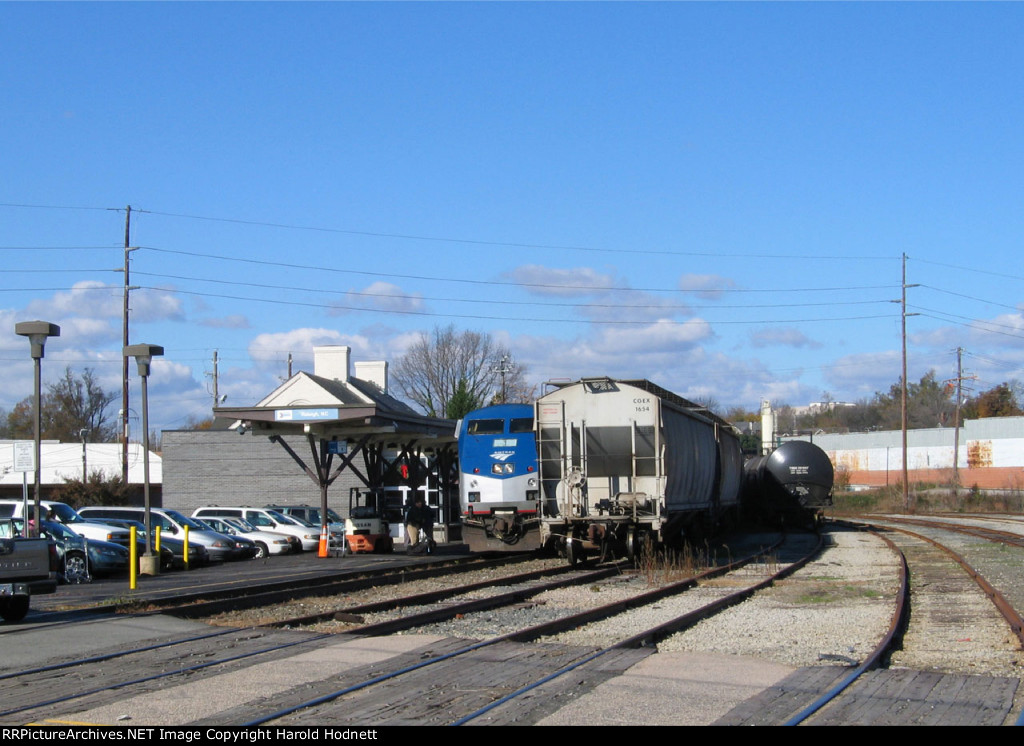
[162,345,457,544]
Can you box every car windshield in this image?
[48,503,86,524]
[227,518,257,531]
[163,509,206,530]
[306,508,344,523]
[278,514,314,527]
[41,521,79,541]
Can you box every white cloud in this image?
[200,314,251,330]
[678,274,737,300]
[501,264,616,297]
[824,351,902,399]
[333,282,425,315]
[577,288,692,323]
[750,327,823,349]
[25,282,183,323]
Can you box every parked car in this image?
[77,507,255,562]
[266,504,346,536]
[192,516,297,558]
[191,507,332,552]
[87,517,201,570]
[33,519,129,581]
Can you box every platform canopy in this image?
[212,346,457,543]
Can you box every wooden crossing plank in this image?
[714,666,850,725]
[719,665,1020,726]
[810,669,1019,726]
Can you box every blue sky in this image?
[2,2,1023,436]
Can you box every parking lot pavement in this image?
[31,541,470,613]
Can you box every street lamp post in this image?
[14,321,60,538]
[125,343,163,576]
[79,428,89,482]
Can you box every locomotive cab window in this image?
[468,419,504,435]
[509,417,534,433]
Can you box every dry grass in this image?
[637,536,711,586]
[831,482,1024,515]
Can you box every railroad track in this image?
[1,532,813,725]
[19,552,536,624]
[13,518,1021,726]
[721,518,1024,726]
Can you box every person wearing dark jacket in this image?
[404,496,433,546]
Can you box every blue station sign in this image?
[274,408,340,422]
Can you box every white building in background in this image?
[0,441,161,499]
[783,416,1024,491]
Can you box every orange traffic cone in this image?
[318,526,329,558]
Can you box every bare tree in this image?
[7,367,118,442]
[391,325,530,418]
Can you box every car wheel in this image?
[254,542,268,559]
[64,551,90,584]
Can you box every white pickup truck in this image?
[0,499,132,547]
[0,519,57,622]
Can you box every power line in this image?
[0,202,116,212]
[139,245,899,295]
[918,284,1024,312]
[132,269,896,311]
[912,257,1024,283]
[912,308,1024,340]
[141,208,893,260]
[139,284,899,326]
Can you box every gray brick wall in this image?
[162,430,364,518]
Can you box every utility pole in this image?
[954,347,963,492]
[493,354,512,404]
[79,428,89,482]
[208,349,226,409]
[945,347,977,494]
[122,206,132,484]
[899,254,919,512]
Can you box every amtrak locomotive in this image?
[457,404,541,552]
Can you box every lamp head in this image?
[15,321,60,360]
[124,343,164,377]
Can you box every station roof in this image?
[213,346,455,446]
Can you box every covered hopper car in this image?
[536,378,743,564]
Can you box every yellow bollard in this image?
[129,525,137,590]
